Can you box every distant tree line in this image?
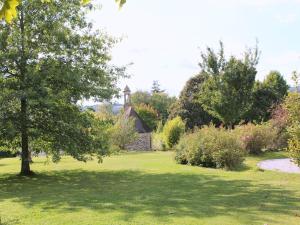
[169,42,288,129]
[130,81,176,129]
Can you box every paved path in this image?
[258,158,300,174]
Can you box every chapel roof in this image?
[124,106,152,133]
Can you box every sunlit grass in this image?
[0,151,299,225]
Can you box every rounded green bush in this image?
[163,116,185,148]
[175,126,246,170]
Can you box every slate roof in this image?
[124,106,152,133]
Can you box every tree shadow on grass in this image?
[0,170,299,224]
[0,217,20,225]
[233,163,251,172]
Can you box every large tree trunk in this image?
[19,4,32,176]
[20,98,31,176]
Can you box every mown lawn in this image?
[0,151,300,225]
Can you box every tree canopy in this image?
[197,42,259,127]
[151,80,165,94]
[246,71,288,122]
[135,103,159,130]
[109,113,138,150]
[0,0,124,175]
[169,73,217,129]
[131,89,176,123]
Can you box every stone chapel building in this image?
[123,86,152,150]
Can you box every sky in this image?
[88,0,300,100]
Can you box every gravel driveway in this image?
[258,158,300,174]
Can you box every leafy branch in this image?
[0,0,126,23]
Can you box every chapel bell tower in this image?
[124,85,131,108]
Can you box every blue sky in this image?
[88,0,300,98]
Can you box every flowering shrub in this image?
[235,123,277,154]
[269,105,289,150]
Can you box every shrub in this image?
[284,93,300,124]
[109,115,138,149]
[151,120,167,151]
[94,104,116,125]
[287,123,300,164]
[175,126,245,170]
[156,120,164,133]
[175,131,210,166]
[163,116,185,148]
[235,123,277,154]
[271,104,289,132]
[152,132,167,151]
[270,105,289,150]
[284,93,300,165]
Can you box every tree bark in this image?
[20,98,31,176]
[19,3,32,176]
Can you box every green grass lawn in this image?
[0,151,300,225]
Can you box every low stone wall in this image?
[125,133,152,151]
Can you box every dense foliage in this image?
[284,93,300,165]
[162,116,185,148]
[169,73,217,129]
[109,114,138,150]
[235,123,278,154]
[0,0,124,175]
[151,121,166,151]
[131,88,176,123]
[135,103,159,130]
[175,126,245,170]
[94,104,116,126]
[171,42,288,130]
[131,91,151,106]
[247,71,288,122]
[198,43,259,127]
[268,105,289,150]
[151,92,176,122]
[152,132,166,151]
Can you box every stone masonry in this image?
[125,133,152,151]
